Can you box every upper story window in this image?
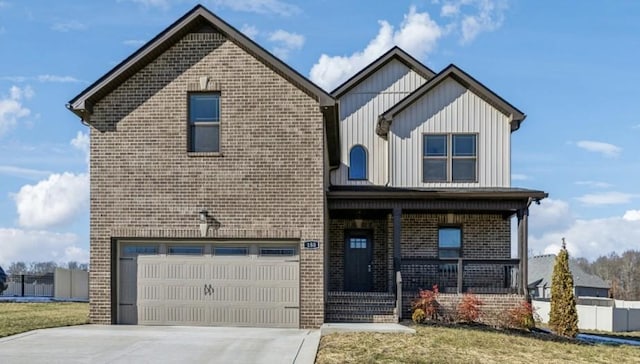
[423,134,476,183]
[189,93,220,152]
[438,227,461,258]
[349,145,367,180]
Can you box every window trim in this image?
[348,144,368,181]
[187,92,221,153]
[422,133,478,183]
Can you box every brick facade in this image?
[89,31,326,328]
[328,218,389,292]
[329,212,511,293]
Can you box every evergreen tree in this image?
[549,238,579,337]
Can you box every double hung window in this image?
[189,93,220,152]
[423,134,477,182]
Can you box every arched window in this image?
[349,145,367,180]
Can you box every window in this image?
[168,246,204,255]
[348,237,367,249]
[214,247,248,256]
[122,246,158,257]
[423,134,476,182]
[348,145,367,180]
[189,93,220,152]
[259,247,296,256]
[438,227,461,258]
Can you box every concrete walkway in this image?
[0,325,320,364]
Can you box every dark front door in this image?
[344,230,373,291]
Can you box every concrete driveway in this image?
[0,325,320,364]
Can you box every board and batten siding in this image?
[331,59,427,186]
[389,78,511,188]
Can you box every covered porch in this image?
[325,186,547,322]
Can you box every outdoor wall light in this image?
[199,209,210,237]
[199,209,209,222]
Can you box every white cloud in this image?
[51,20,86,32]
[240,24,259,40]
[268,29,304,60]
[36,75,82,83]
[441,3,460,17]
[116,0,171,10]
[575,191,637,206]
[528,198,574,234]
[1,75,82,83]
[530,216,640,261]
[623,210,640,222]
[309,6,442,91]
[123,39,146,47]
[512,173,529,181]
[527,201,640,261]
[0,85,32,136]
[575,180,612,189]
[71,131,90,164]
[13,172,89,229]
[633,123,640,130]
[440,0,508,43]
[0,228,87,267]
[576,140,621,158]
[211,0,300,16]
[0,165,52,180]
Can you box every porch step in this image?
[326,291,397,323]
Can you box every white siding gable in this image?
[389,78,511,188]
[331,59,427,185]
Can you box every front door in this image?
[344,230,373,291]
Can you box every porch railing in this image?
[401,258,520,294]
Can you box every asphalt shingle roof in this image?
[528,254,610,289]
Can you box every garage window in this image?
[123,246,158,256]
[214,247,248,256]
[259,247,296,256]
[168,246,204,255]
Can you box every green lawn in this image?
[0,302,89,338]
[316,324,640,364]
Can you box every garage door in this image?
[118,243,299,328]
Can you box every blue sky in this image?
[0,0,639,266]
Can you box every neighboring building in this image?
[67,5,547,329]
[528,254,610,299]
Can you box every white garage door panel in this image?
[136,255,299,328]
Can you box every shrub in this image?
[457,293,483,323]
[412,308,426,324]
[549,240,579,337]
[505,301,536,330]
[412,285,440,321]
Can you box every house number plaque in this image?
[303,240,319,249]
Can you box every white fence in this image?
[54,268,89,300]
[533,298,640,332]
[1,269,88,301]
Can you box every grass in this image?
[315,324,640,364]
[0,302,89,338]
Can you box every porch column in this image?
[522,207,530,300]
[517,208,529,297]
[393,207,402,279]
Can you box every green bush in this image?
[412,308,426,324]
